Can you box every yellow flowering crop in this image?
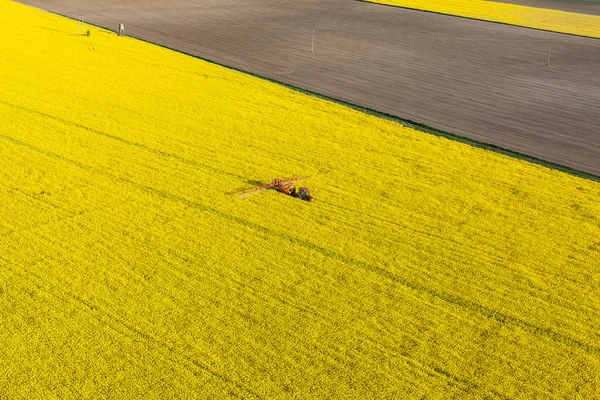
[364,0,600,38]
[1,1,599,398]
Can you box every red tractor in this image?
[238,177,314,201]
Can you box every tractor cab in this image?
[298,187,314,202]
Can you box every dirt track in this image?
[16,0,600,175]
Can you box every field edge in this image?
[356,0,600,40]
[17,1,600,184]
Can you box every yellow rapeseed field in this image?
[364,0,600,38]
[1,1,599,398]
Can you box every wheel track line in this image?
[0,256,261,400]
[3,133,599,359]
[66,294,260,400]
[359,334,515,399]
[319,198,501,263]
[1,203,116,240]
[4,216,453,397]
[0,99,245,180]
[212,252,492,396]
[136,246,487,393]
[311,199,590,313]
[0,258,197,398]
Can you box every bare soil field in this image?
[493,0,600,16]
[17,0,600,176]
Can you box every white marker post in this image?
[546,39,552,66]
[311,27,315,53]
[118,23,125,37]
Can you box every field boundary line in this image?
[3,133,600,360]
[355,0,600,41]
[14,2,600,183]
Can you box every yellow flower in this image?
[1,1,599,398]
[366,0,600,38]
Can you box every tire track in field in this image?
[0,258,196,398]
[3,220,487,398]
[0,99,245,180]
[208,265,485,396]
[67,294,261,400]
[3,133,599,361]
[2,209,486,398]
[1,256,262,400]
[141,240,493,396]
[3,253,495,398]
[1,203,116,240]
[1,215,497,397]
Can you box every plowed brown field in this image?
[17,0,600,175]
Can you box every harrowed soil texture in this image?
[17,0,600,176]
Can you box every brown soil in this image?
[17,0,600,176]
